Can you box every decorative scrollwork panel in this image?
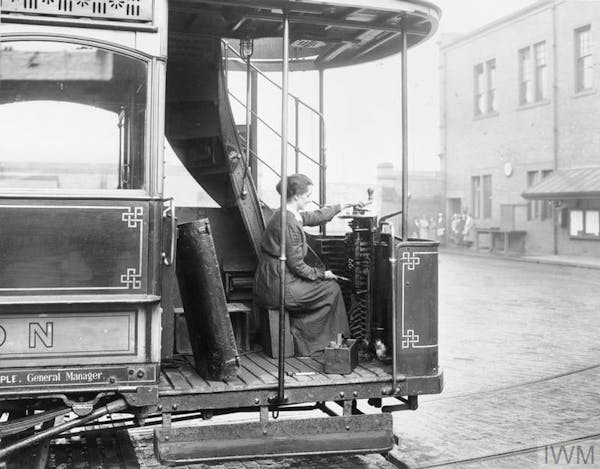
[0,0,153,22]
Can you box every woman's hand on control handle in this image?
[324,270,338,280]
[342,201,366,210]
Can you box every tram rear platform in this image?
[152,352,441,465]
[157,351,442,412]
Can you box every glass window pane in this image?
[519,48,532,104]
[576,26,593,92]
[570,210,584,236]
[535,42,545,65]
[585,211,600,235]
[0,41,147,190]
[578,27,591,57]
[540,170,553,220]
[472,176,481,218]
[534,42,547,101]
[536,66,547,101]
[583,56,593,89]
[474,64,484,115]
[483,174,492,218]
[486,60,496,112]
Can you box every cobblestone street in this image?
[390,253,600,468]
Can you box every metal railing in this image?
[221,40,327,207]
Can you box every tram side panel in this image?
[0,200,163,398]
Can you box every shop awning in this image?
[522,167,600,200]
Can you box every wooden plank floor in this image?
[159,351,391,396]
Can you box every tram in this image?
[0,0,442,465]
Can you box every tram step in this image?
[154,413,393,465]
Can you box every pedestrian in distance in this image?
[419,214,429,240]
[437,212,445,245]
[451,213,459,245]
[430,216,438,242]
[462,211,475,248]
[457,213,465,246]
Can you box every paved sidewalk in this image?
[441,245,600,270]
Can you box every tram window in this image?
[0,41,147,190]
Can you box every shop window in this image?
[570,208,600,238]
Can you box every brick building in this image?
[440,0,600,256]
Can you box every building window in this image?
[472,176,481,218]
[474,64,485,116]
[486,60,497,113]
[540,170,553,219]
[482,175,492,218]
[474,59,496,116]
[519,47,532,105]
[519,41,547,105]
[570,209,600,238]
[472,174,492,219]
[527,170,553,221]
[534,42,548,101]
[527,171,540,219]
[575,25,593,92]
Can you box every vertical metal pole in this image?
[401,29,409,241]
[245,56,252,171]
[277,12,290,404]
[294,98,300,173]
[318,68,327,235]
[552,3,559,255]
[224,43,229,89]
[250,70,259,183]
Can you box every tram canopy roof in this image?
[169,0,441,70]
[522,167,600,200]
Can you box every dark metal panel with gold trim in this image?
[0,199,150,296]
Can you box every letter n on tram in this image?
[0,0,167,394]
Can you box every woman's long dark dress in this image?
[254,205,350,356]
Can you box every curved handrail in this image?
[222,38,327,212]
[223,40,325,121]
[227,92,323,168]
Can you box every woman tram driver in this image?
[254,174,360,357]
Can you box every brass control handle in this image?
[162,198,176,266]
